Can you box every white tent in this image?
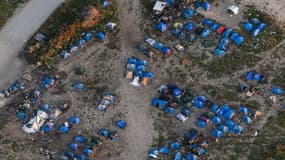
[153,1,166,12]
[227,5,239,15]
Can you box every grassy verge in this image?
[24,0,118,66]
[0,0,27,28]
[248,111,285,160]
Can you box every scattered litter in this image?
[96,94,116,112]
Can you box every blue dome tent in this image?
[115,120,127,129]
[202,19,212,26]
[96,32,105,40]
[271,87,283,95]
[181,8,194,19]
[156,22,167,32]
[211,115,221,125]
[212,129,223,138]
[243,22,254,32]
[210,103,219,113]
[158,146,169,154]
[169,141,180,150]
[213,48,225,57]
[174,152,182,160]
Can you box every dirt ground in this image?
[0,0,285,160]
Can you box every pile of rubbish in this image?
[243,18,266,37]
[149,128,208,159]
[151,84,194,122]
[96,93,116,112]
[125,57,154,87]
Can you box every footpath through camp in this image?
[0,0,285,160]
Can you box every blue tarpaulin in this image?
[64,151,75,158]
[192,98,204,109]
[222,28,232,37]
[82,148,92,156]
[230,32,238,41]
[185,129,198,140]
[271,87,283,95]
[73,135,84,143]
[149,149,159,159]
[233,35,244,46]
[156,22,167,32]
[184,22,195,31]
[16,111,26,121]
[201,2,210,11]
[211,115,221,125]
[164,107,175,116]
[151,98,167,110]
[181,107,191,117]
[257,23,266,30]
[199,28,210,38]
[174,152,182,160]
[181,8,194,19]
[115,120,127,129]
[225,120,235,129]
[69,143,78,151]
[72,83,84,91]
[195,120,206,128]
[196,148,206,156]
[217,125,229,133]
[213,48,225,57]
[170,141,180,150]
[177,32,186,40]
[98,129,110,138]
[238,106,248,115]
[242,115,252,124]
[217,37,230,50]
[153,42,164,51]
[166,0,174,5]
[171,28,181,36]
[210,23,219,31]
[158,146,169,154]
[96,32,105,40]
[251,18,261,25]
[210,103,219,113]
[233,125,244,134]
[222,109,235,120]
[75,154,87,160]
[202,19,212,26]
[69,116,80,124]
[245,71,263,81]
[83,32,92,41]
[58,125,69,134]
[212,129,223,138]
[243,22,254,32]
[102,0,108,7]
[186,153,196,160]
[172,87,182,97]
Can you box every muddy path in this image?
[116,0,155,159]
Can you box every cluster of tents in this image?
[145,37,172,56]
[59,22,116,60]
[0,80,24,98]
[201,19,244,57]
[151,84,194,122]
[149,128,208,160]
[125,57,154,87]
[208,103,252,139]
[59,135,100,160]
[243,18,266,37]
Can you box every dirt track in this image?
[117,0,156,159]
[0,0,64,89]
